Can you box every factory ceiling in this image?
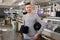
[0,0,54,5]
[0,0,60,8]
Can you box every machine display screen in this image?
[56,11,60,17]
[37,10,43,14]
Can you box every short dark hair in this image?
[25,2,31,5]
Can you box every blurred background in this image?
[0,0,60,40]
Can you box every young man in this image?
[22,3,46,40]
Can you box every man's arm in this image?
[35,14,46,34]
[33,14,47,40]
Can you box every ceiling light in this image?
[18,1,25,6]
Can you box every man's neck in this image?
[27,12,32,15]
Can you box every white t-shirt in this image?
[22,13,46,39]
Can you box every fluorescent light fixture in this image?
[10,7,13,10]
[18,1,24,6]
[0,0,2,2]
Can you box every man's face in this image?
[25,5,32,13]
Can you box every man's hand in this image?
[33,34,40,40]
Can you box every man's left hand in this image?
[33,34,40,40]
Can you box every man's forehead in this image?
[25,5,32,7]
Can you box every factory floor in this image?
[0,25,23,40]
